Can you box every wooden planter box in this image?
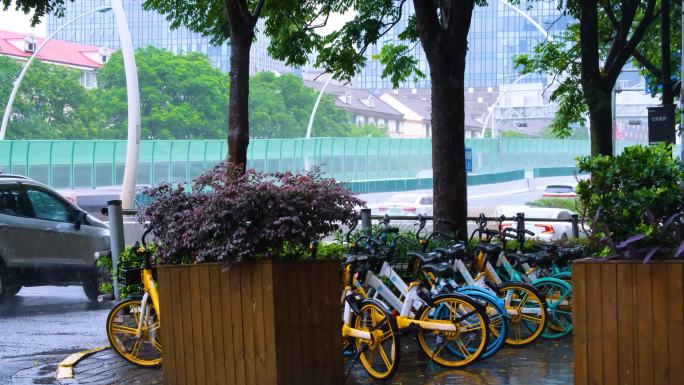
[156,260,344,385]
[573,260,684,385]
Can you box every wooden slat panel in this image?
[616,263,635,385]
[260,262,278,385]
[157,268,176,385]
[189,265,206,385]
[198,265,216,385]
[160,261,346,385]
[297,263,314,385]
[323,261,344,384]
[250,263,267,385]
[229,265,247,385]
[286,262,304,383]
[651,263,669,384]
[272,262,291,384]
[586,263,603,385]
[208,265,227,385]
[667,264,684,384]
[601,264,618,385]
[573,262,589,385]
[636,264,654,385]
[240,264,257,385]
[220,265,237,385]
[170,268,187,385]
[307,262,326,382]
[179,267,196,385]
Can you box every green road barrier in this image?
[0,138,676,191]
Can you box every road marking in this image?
[55,346,108,380]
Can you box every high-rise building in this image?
[353,0,572,90]
[46,0,294,75]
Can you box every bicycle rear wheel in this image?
[106,298,162,367]
[496,282,548,346]
[353,300,400,380]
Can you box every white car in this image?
[373,193,433,216]
[495,205,577,241]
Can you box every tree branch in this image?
[632,50,662,80]
[413,0,441,55]
[343,0,407,70]
[251,0,266,22]
[606,0,658,82]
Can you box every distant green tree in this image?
[348,123,389,138]
[248,72,351,138]
[499,130,528,139]
[93,47,229,139]
[0,56,91,139]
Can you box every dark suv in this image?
[0,174,110,302]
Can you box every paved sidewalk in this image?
[58,337,572,384]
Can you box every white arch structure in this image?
[481,0,554,137]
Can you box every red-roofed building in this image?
[0,30,113,88]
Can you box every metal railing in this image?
[359,209,582,239]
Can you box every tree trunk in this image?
[413,0,474,241]
[585,83,613,156]
[579,0,614,156]
[227,32,252,171]
[430,54,468,239]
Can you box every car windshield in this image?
[387,194,419,204]
[545,185,574,193]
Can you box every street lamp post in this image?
[0,5,113,141]
[111,0,141,210]
[0,1,140,209]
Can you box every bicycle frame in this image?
[136,268,159,338]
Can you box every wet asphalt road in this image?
[0,286,112,385]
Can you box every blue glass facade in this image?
[46,0,293,74]
[354,0,572,90]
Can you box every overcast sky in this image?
[0,5,352,39]
[0,7,46,36]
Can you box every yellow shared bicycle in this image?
[106,227,162,367]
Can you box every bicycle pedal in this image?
[98,294,115,302]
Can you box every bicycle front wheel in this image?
[106,298,162,367]
[353,300,400,380]
[417,294,488,367]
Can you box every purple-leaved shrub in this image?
[140,162,364,264]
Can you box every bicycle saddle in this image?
[434,244,467,260]
[507,251,550,266]
[420,263,456,279]
[474,243,502,256]
[407,251,444,265]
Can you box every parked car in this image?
[496,205,577,241]
[372,193,434,216]
[59,185,151,221]
[542,185,577,198]
[0,174,110,301]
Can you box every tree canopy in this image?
[0,48,376,140]
[0,55,90,139]
[94,47,229,139]
[514,0,679,154]
[249,72,352,139]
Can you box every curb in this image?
[55,347,109,380]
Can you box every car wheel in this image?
[561,233,568,241]
[83,269,101,303]
[0,263,20,301]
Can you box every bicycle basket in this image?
[117,257,146,289]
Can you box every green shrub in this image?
[97,243,158,299]
[576,144,684,256]
[527,197,578,212]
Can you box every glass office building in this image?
[46,0,294,74]
[353,0,572,90]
